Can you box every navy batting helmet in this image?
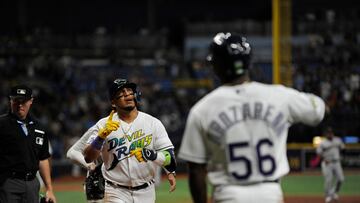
[108,78,139,101]
[207,32,252,83]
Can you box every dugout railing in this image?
[287,143,360,172]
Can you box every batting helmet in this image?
[108,78,139,101]
[207,32,252,83]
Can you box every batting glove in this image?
[98,110,120,139]
[130,148,157,162]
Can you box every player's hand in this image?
[86,162,96,171]
[45,190,56,203]
[98,110,120,139]
[130,148,157,162]
[167,172,176,192]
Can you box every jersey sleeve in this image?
[178,109,207,164]
[39,131,51,160]
[286,88,326,126]
[67,125,97,168]
[316,143,324,155]
[153,119,174,151]
[37,125,51,160]
[86,119,106,145]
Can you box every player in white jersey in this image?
[67,128,104,202]
[316,126,345,203]
[178,32,326,203]
[83,78,177,203]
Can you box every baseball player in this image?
[178,32,326,203]
[83,78,177,203]
[316,126,345,203]
[67,129,105,203]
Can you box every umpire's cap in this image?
[9,84,33,101]
[108,78,137,100]
[207,32,252,83]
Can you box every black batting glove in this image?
[131,148,157,162]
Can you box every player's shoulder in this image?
[194,81,291,102]
[262,82,310,101]
[27,114,49,133]
[319,139,328,145]
[233,81,296,97]
[334,136,343,142]
[189,88,219,114]
[137,111,154,119]
[259,82,296,93]
[137,111,162,123]
[82,123,98,137]
[321,138,333,146]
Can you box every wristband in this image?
[152,150,171,166]
[90,136,105,150]
[162,150,171,166]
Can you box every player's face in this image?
[10,97,33,120]
[112,87,136,111]
[325,128,334,140]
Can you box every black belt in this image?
[106,180,154,191]
[10,171,37,181]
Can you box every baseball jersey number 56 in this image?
[228,138,276,180]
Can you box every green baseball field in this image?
[52,171,360,203]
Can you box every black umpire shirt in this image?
[0,113,50,182]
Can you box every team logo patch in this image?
[36,137,44,145]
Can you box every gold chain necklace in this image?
[120,121,133,136]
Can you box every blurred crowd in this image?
[290,31,360,142]
[0,22,359,161]
[0,28,205,160]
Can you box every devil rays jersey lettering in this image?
[87,111,173,186]
[106,129,152,170]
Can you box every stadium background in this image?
[0,0,359,202]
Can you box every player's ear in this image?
[111,100,116,109]
[29,97,34,105]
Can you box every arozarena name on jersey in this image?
[209,102,286,139]
[108,129,152,159]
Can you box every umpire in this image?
[0,84,56,203]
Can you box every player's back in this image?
[188,81,325,185]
